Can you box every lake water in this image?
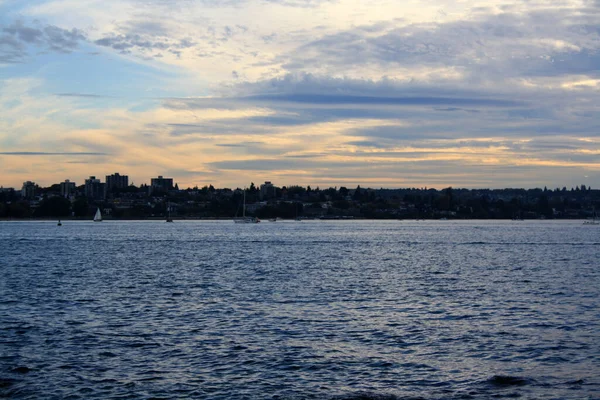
[1,220,599,399]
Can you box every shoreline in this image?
[0,217,593,222]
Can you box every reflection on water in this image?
[1,220,599,399]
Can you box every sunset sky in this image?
[1,0,599,189]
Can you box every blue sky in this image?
[1,0,599,189]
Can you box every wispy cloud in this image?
[0,151,108,155]
[55,93,115,98]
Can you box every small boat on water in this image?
[234,189,260,223]
[93,208,102,222]
[583,209,599,225]
[57,220,62,226]
[166,202,173,222]
[235,217,260,223]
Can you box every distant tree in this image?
[353,185,362,200]
[7,201,30,218]
[287,185,306,197]
[72,197,89,217]
[333,199,350,209]
[36,196,71,217]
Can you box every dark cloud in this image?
[0,20,86,62]
[94,32,197,56]
[43,25,86,53]
[3,21,44,43]
[0,34,25,63]
[346,140,389,148]
[166,74,524,111]
[93,18,248,58]
[210,158,368,171]
[278,7,600,80]
[245,93,522,107]
[434,107,480,113]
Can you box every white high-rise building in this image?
[21,181,36,199]
[60,180,76,198]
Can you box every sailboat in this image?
[294,202,302,221]
[166,202,173,222]
[234,189,260,223]
[583,208,599,225]
[93,207,102,222]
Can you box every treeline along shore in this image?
[1,182,598,220]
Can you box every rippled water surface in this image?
[1,220,599,399]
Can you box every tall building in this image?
[105,173,129,195]
[150,176,173,194]
[21,181,37,199]
[60,180,76,198]
[260,181,276,199]
[85,176,105,200]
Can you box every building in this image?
[84,176,105,200]
[150,176,173,194]
[21,181,37,199]
[105,173,129,195]
[60,180,76,198]
[260,181,276,200]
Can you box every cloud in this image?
[245,93,522,107]
[167,73,525,110]
[42,24,86,52]
[2,0,600,189]
[0,152,108,155]
[0,20,86,62]
[2,21,44,43]
[265,0,334,7]
[274,6,600,82]
[55,93,115,98]
[0,33,25,63]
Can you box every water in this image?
[1,220,598,399]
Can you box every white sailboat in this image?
[234,189,260,223]
[93,207,102,222]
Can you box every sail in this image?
[233,188,260,223]
[94,208,102,222]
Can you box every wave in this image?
[486,375,535,386]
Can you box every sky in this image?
[1,0,599,190]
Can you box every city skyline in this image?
[6,172,596,193]
[1,0,599,189]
